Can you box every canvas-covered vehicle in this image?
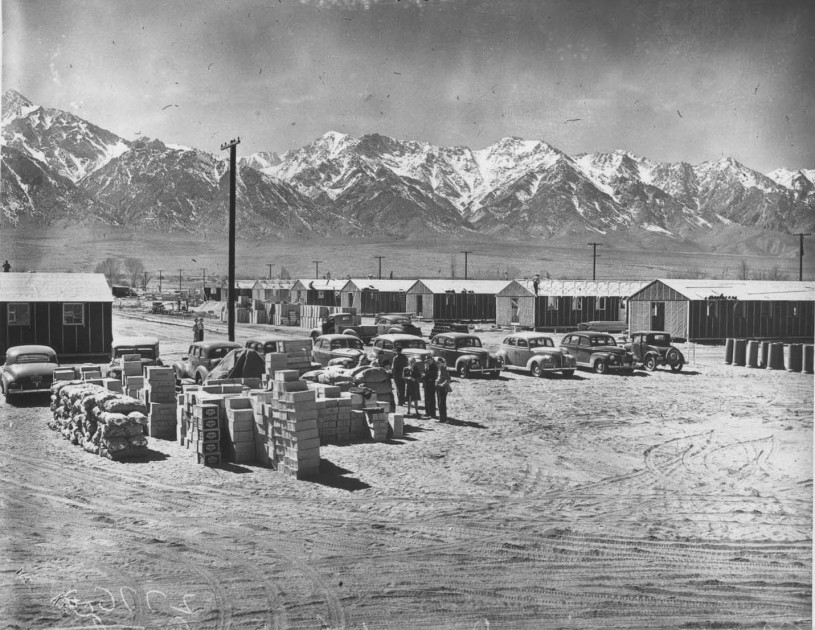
[367,334,431,369]
[625,331,685,372]
[172,341,242,383]
[560,332,635,374]
[496,332,576,377]
[428,332,502,378]
[107,336,163,379]
[311,334,366,367]
[1,345,59,398]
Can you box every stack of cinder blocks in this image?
[271,370,320,478]
[144,367,177,439]
[224,397,256,464]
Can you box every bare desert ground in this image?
[0,311,811,629]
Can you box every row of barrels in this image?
[725,339,814,372]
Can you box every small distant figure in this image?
[192,317,200,342]
[532,274,540,296]
[197,317,205,341]
[423,354,438,419]
[503,271,508,280]
[389,270,393,279]
[435,357,451,423]
[2,260,10,272]
[403,356,422,417]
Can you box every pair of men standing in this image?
[192,317,205,342]
[391,347,450,422]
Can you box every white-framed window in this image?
[63,303,85,325]
[572,297,583,311]
[7,303,30,326]
[547,296,559,310]
[598,297,607,311]
[318,291,325,299]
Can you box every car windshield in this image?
[528,337,554,348]
[332,339,364,350]
[591,335,617,346]
[114,346,157,359]
[457,337,482,348]
[396,339,426,350]
[648,334,671,346]
[15,353,55,364]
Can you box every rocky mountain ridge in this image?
[2,89,812,238]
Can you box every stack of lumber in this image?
[235,305,250,323]
[274,303,301,326]
[49,381,149,460]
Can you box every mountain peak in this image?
[2,89,38,124]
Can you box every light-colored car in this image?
[496,332,576,377]
[1,345,59,399]
[311,334,365,367]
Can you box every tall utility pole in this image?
[221,137,240,341]
[267,264,274,280]
[587,242,601,281]
[795,233,811,281]
[178,269,183,291]
[202,268,207,297]
[158,270,163,294]
[143,271,148,291]
[313,260,322,279]
[374,256,385,280]
[461,250,472,280]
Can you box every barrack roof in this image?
[410,279,512,294]
[291,278,348,291]
[646,279,815,301]
[512,279,649,297]
[342,279,417,292]
[0,273,113,302]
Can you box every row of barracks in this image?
[4,274,813,359]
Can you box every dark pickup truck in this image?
[311,313,421,344]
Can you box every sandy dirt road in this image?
[0,312,811,629]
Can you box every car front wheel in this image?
[457,363,470,379]
[644,356,657,371]
[670,361,683,372]
[594,359,607,374]
[531,363,542,377]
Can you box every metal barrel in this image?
[804,345,814,374]
[732,339,747,366]
[767,342,785,370]
[758,341,771,368]
[786,344,803,373]
[746,340,760,368]
[724,338,735,364]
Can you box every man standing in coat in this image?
[423,354,438,419]
[391,345,408,406]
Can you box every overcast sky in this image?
[3,0,813,172]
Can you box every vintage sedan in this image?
[244,336,313,356]
[497,332,576,377]
[367,334,431,369]
[375,314,422,337]
[428,332,502,378]
[1,345,59,398]
[107,336,163,379]
[625,331,685,372]
[311,334,366,367]
[172,340,242,383]
[560,332,635,374]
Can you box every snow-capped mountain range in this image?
[2,89,813,238]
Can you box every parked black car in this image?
[428,332,502,378]
[625,331,685,372]
[559,332,635,374]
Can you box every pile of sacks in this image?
[50,381,149,460]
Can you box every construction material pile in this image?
[49,381,149,460]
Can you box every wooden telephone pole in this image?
[221,137,240,341]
